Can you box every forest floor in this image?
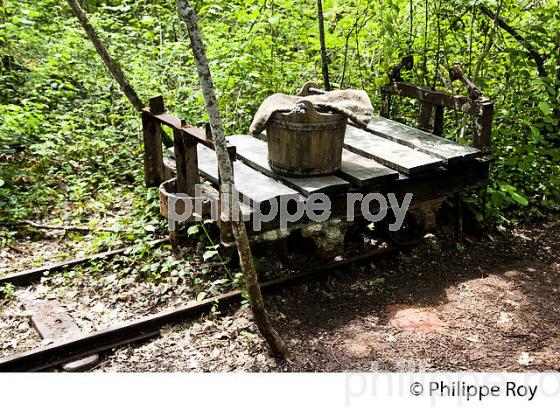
[1,218,559,372]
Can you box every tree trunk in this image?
[175,0,288,359]
[66,0,173,147]
[317,0,331,91]
[479,4,547,78]
[66,0,144,111]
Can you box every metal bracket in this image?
[388,55,414,82]
[449,64,482,100]
[298,82,323,96]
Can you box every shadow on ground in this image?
[269,221,559,371]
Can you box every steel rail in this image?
[0,245,396,372]
[0,238,169,287]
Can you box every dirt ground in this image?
[98,219,559,372]
[1,219,559,372]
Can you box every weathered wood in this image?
[173,129,199,196]
[149,96,166,114]
[473,101,494,153]
[381,80,493,152]
[344,125,442,174]
[418,101,434,132]
[142,112,165,187]
[433,105,444,136]
[173,128,188,194]
[227,135,349,196]
[267,100,347,177]
[196,144,300,209]
[380,90,392,118]
[144,110,208,142]
[22,299,99,371]
[339,150,399,187]
[255,129,399,187]
[363,117,480,164]
[338,158,491,219]
[158,178,253,226]
[143,110,237,156]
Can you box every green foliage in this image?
[0,0,558,234]
[0,283,15,299]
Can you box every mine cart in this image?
[143,59,493,271]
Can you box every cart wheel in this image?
[275,231,333,272]
[378,213,426,247]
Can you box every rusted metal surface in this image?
[388,54,414,82]
[382,82,485,115]
[409,196,447,231]
[449,64,482,100]
[148,95,166,114]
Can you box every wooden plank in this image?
[362,117,480,164]
[143,110,209,146]
[251,132,399,188]
[159,165,254,222]
[344,125,442,174]
[339,150,399,187]
[473,101,493,153]
[173,129,199,196]
[226,135,350,196]
[418,102,434,132]
[196,144,300,208]
[21,298,99,371]
[142,112,164,187]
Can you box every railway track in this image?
[0,245,396,372]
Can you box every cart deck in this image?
[143,76,493,258]
[159,115,490,234]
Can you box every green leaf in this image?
[538,101,552,116]
[187,224,200,236]
[203,250,218,261]
[196,291,207,301]
[511,192,529,206]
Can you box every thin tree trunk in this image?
[479,4,546,78]
[317,0,331,91]
[175,0,288,359]
[66,0,173,146]
[459,1,501,140]
[66,0,144,111]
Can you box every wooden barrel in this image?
[266,100,347,177]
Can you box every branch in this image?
[317,0,331,91]
[175,0,288,359]
[479,4,547,77]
